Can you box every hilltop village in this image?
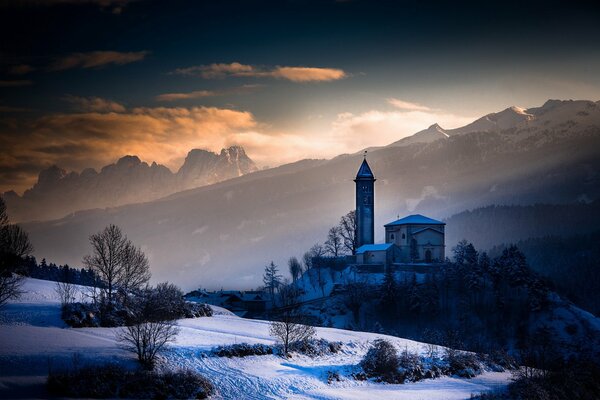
[186,157,447,316]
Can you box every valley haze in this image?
[14,99,600,290]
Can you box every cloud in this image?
[0,106,258,193]
[0,106,31,113]
[270,67,346,82]
[8,64,35,75]
[387,98,432,112]
[331,107,474,148]
[0,80,33,87]
[173,62,347,82]
[49,50,149,71]
[0,99,474,194]
[4,0,135,14]
[155,85,262,102]
[155,90,216,102]
[63,95,126,113]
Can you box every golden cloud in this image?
[49,50,149,71]
[173,62,347,82]
[0,106,257,193]
[271,67,346,82]
[387,98,432,112]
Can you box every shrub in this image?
[288,338,343,357]
[184,302,213,318]
[445,350,482,378]
[117,320,180,370]
[61,302,101,328]
[47,364,214,399]
[213,343,273,358]
[398,348,425,382]
[326,370,341,384]
[360,339,402,383]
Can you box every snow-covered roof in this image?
[355,158,374,179]
[412,227,444,235]
[384,214,445,226]
[356,243,394,254]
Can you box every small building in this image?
[356,243,395,266]
[384,214,445,263]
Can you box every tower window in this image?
[390,233,395,240]
[402,233,406,239]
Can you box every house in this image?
[384,214,445,263]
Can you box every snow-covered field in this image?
[0,278,512,399]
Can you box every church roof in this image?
[356,243,394,254]
[384,214,445,226]
[355,158,374,179]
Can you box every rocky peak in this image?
[116,155,142,168]
[37,165,67,186]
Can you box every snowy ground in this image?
[0,278,512,399]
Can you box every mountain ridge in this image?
[21,99,600,289]
[4,146,258,222]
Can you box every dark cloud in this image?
[0,80,32,87]
[48,51,149,71]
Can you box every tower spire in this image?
[354,157,375,249]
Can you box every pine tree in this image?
[263,261,282,303]
[380,267,398,314]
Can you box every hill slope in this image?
[0,278,512,399]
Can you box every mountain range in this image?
[15,99,600,290]
[4,146,257,222]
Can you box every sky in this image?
[1,0,600,194]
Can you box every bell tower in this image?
[354,153,375,248]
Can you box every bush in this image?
[184,302,213,318]
[398,348,425,382]
[288,338,343,357]
[61,302,101,328]
[213,343,273,358]
[326,370,341,384]
[360,339,402,383]
[47,364,214,399]
[445,350,482,378]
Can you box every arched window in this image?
[390,233,395,240]
[402,233,406,239]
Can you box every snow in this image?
[0,278,513,399]
[356,243,394,254]
[385,214,445,226]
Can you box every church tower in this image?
[355,155,375,248]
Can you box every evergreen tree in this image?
[263,261,282,303]
[380,267,398,314]
[288,257,302,282]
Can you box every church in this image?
[353,157,446,269]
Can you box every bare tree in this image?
[1,224,34,259]
[117,320,180,370]
[324,226,343,257]
[269,286,315,357]
[0,197,8,228]
[338,210,357,255]
[55,281,78,306]
[0,274,24,308]
[307,243,327,296]
[0,198,32,308]
[288,257,302,282]
[82,225,150,306]
[120,242,151,295]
